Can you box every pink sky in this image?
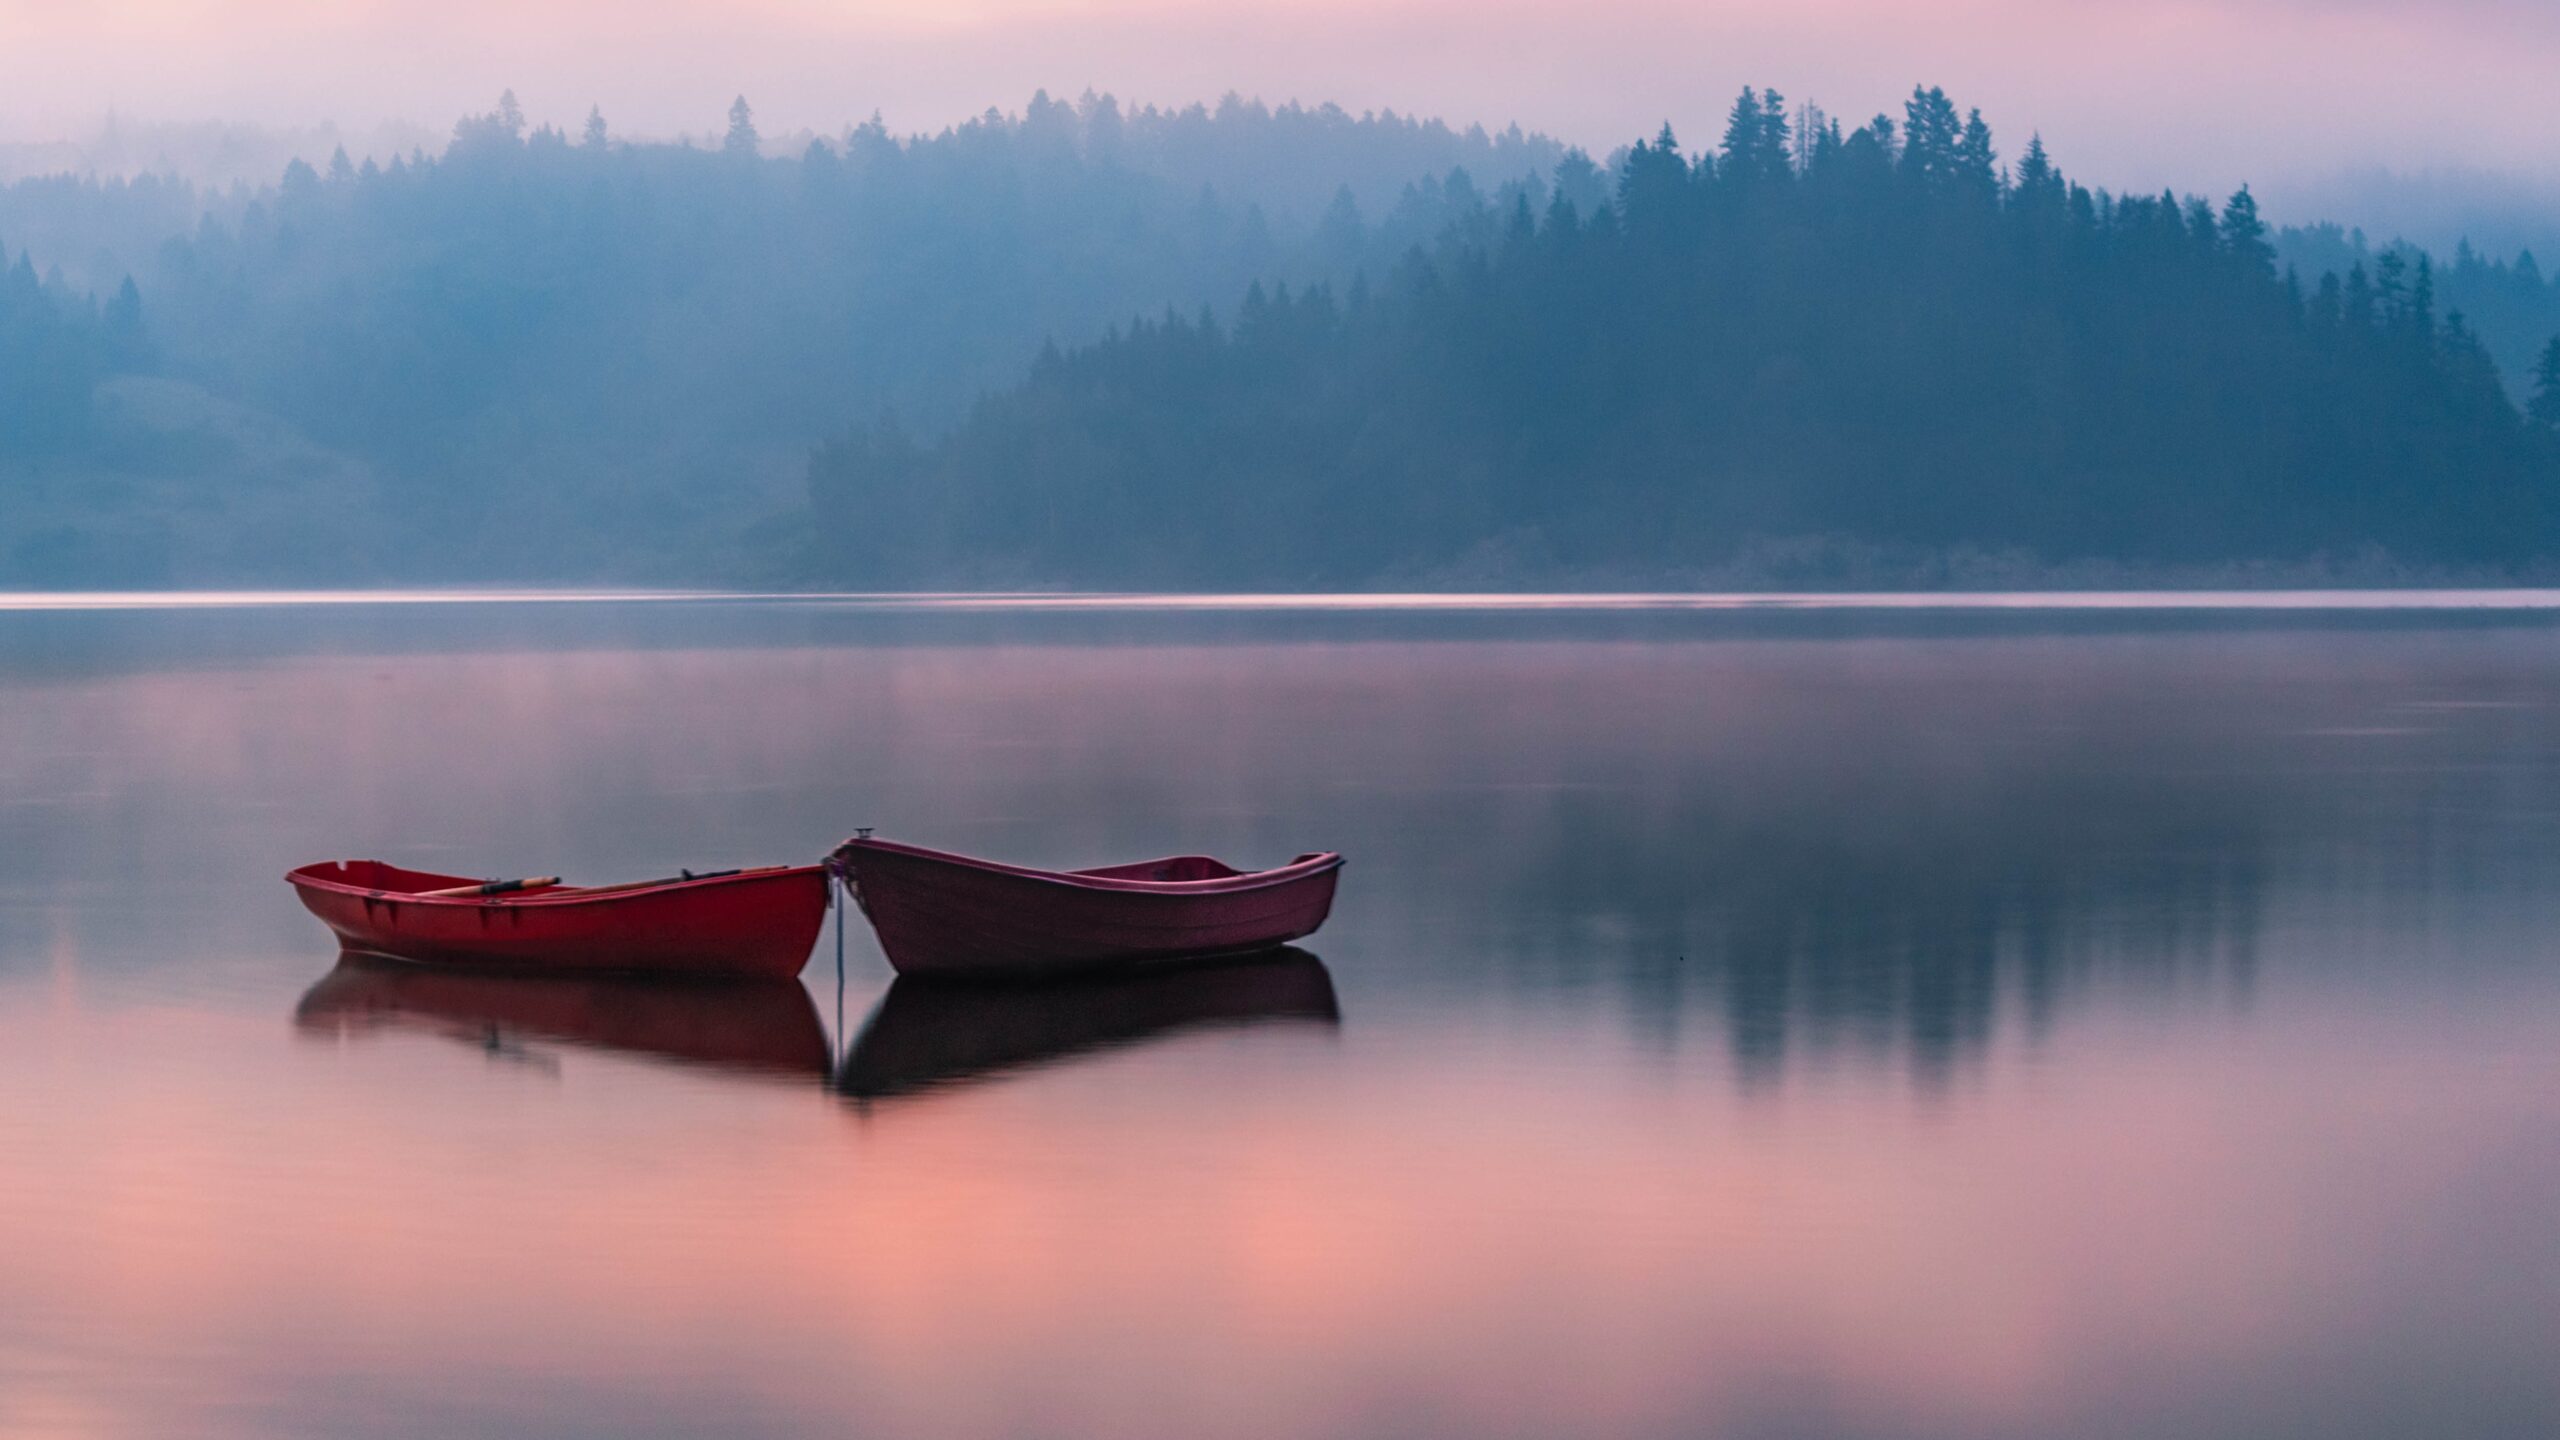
[0,0,2555,195]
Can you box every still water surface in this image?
[1,596,2556,1439]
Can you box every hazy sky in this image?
[0,0,2553,195]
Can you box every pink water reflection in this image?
[2,606,2558,1437]
[1,982,2554,1439]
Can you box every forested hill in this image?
[149,93,1561,454]
[0,250,147,450]
[0,93,1564,585]
[790,89,2560,588]
[9,86,2560,588]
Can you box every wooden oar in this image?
[559,867,768,897]
[415,865,778,901]
[417,876,561,898]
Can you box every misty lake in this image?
[2,593,2556,1440]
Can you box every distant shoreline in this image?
[10,587,2560,612]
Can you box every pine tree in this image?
[1551,148,1606,216]
[2182,196,2218,255]
[1079,89,1125,166]
[102,277,148,371]
[582,106,609,150]
[2013,134,2060,206]
[1757,90,1793,179]
[725,96,760,157]
[1954,109,1997,194]
[1720,89,1765,180]
[2345,263,2377,329]
[1316,185,1364,261]
[2219,185,2274,275]
[451,91,527,150]
[279,157,320,203]
[1542,185,1580,244]
[1899,87,1959,181]
[2533,337,2560,428]
[2376,251,2409,327]
[1618,126,1690,234]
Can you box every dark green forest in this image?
[796,90,2560,586]
[5,86,2560,587]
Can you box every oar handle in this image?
[418,876,562,898]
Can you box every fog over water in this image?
[3,1,2555,1432]
[1,597,2555,1438]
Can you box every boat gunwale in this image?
[836,837,1343,896]
[285,860,828,909]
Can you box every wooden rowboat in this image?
[839,948,1339,1099]
[832,835,1343,978]
[285,859,829,978]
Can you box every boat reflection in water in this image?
[294,954,834,1083]
[838,948,1340,1101]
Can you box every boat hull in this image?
[286,860,829,979]
[837,838,1342,978]
[295,957,832,1078]
[840,949,1340,1099]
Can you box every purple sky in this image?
[0,0,2551,195]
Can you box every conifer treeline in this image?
[7,86,2560,584]
[0,91,1563,580]
[186,89,1554,442]
[2275,222,2560,408]
[0,249,146,455]
[82,92,1559,575]
[794,88,2560,585]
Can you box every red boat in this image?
[285,859,830,978]
[832,835,1343,978]
[295,958,832,1079]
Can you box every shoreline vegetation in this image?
[4,87,2560,588]
[1381,541,2560,594]
[13,575,2560,606]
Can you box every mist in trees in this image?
[2275,222,2560,411]
[3,85,2560,588]
[0,90,1563,580]
[794,87,2560,587]
[0,244,151,468]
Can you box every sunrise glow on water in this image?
[3,599,2557,1437]
[8,0,2560,1425]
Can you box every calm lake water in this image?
[2,595,2556,1440]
